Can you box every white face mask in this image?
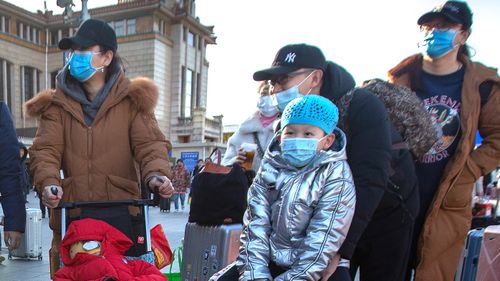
[257,95,279,117]
[273,71,315,112]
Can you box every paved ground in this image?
[0,191,188,281]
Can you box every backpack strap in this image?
[252,132,265,159]
[479,80,494,108]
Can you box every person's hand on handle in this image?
[4,231,22,251]
[148,176,174,198]
[42,185,63,208]
[235,148,247,165]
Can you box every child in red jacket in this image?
[55,218,165,281]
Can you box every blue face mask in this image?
[274,86,301,112]
[273,71,315,112]
[68,51,104,82]
[257,95,279,117]
[423,29,459,59]
[280,137,319,167]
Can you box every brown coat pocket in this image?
[106,175,140,200]
[442,165,476,210]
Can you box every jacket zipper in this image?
[87,127,92,199]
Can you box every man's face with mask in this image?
[269,68,315,94]
[268,69,318,112]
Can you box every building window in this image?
[180,66,185,117]
[20,66,41,114]
[198,37,203,50]
[16,21,23,38]
[22,67,34,101]
[114,20,125,36]
[1,16,10,33]
[185,68,193,117]
[187,31,195,47]
[32,28,38,44]
[183,27,187,42]
[178,135,190,143]
[196,73,201,108]
[50,30,58,46]
[0,58,12,112]
[181,67,194,118]
[126,19,136,35]
[25,25,30,41]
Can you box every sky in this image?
[10,0,500,125]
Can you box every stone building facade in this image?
[0,0,224,164]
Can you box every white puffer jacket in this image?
[222,111,277,171]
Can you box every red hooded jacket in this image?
[55,218,165,281]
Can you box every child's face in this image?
[281,124,335,151]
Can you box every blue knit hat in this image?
[281,95,338,134]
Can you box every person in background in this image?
[235,95,355,280]
[25,19,174,275]
[222,81,279,172]
[18,142,31,203]
[172,159,190,212]
[192,159,204,178]
[0,102,26,252]
[188,159,205,204]
[388,1,500,280]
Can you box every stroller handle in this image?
[56,199,153,209]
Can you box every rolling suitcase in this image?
[454,228,484,281]
[476,225,500,281]
[181,223,242,281]
[8,208,43,260]
[160,197,171,212]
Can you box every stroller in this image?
[53,198,164,280]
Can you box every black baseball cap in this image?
[58,19,117,52]
[253,43,327,81]
[418,1,473,29]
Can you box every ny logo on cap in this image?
[284,52,296,63]
[444,3,459,13]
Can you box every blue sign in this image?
[181,152,199,173]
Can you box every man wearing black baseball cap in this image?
[239,44,394,281]
[253,43,327,81]
[251,44,328,112]
[389,1,500,281]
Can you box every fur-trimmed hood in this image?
[25,76,159,118]
[361,79,438,158]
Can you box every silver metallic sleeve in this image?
[237,174,274,281]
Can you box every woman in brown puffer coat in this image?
[25,19,174,276]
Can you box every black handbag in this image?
[189,149,249,225]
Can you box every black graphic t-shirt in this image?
[415,67,465,212]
